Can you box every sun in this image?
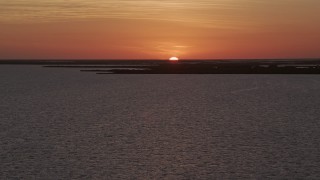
[169,57,179,61]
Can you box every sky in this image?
[0,0,319,59]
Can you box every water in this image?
[1,65,320,179]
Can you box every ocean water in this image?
[1,65,320,179]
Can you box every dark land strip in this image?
[1,59,320,74]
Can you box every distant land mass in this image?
[1,59,320,74]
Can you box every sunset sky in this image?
[0,0,319,59]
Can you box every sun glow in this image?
[169,57,179,61]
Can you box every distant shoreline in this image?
[2,59,320,74]
[1,58,320,65]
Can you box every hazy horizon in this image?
[1,58,320,61]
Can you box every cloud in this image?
[1,0,319,31]
[0,0,249,25]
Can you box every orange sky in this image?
[0,0,319,59]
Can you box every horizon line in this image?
[1,58,320,61]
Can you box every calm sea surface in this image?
[1,65,320,179]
